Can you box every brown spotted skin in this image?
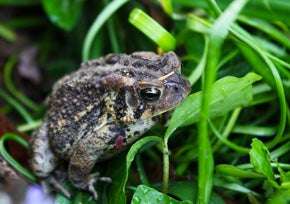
[29,51,191,200]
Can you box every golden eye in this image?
[139,87,161,101]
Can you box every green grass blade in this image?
[160,0,173,16]
[129,8,176,52]
[0,23,16,41]
[231,26,287,149]
[82,0,129,61]
[238,16,290,50]
[198,0,249,203]
[0,89,33,123]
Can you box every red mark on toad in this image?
[115,135,125,149]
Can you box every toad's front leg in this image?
[68,135,112,201]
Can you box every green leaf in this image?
[166,181,197,202]
[107,136,163,204]
[131,185,192,204]
[216,164,265,178]
[249,138,277,184]
[278,165,290,184]
[41,0,85,31]
[154,181,225,203]
[164,72,262,140]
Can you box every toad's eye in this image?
[139,87,162,101]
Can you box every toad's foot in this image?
[80,172,112,201]
[41,176,71,199]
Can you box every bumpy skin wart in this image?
[29,51,191,200]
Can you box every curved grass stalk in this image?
[4,56,40,112]
[0,133,36,182]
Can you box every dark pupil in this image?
[139,87,161,101]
